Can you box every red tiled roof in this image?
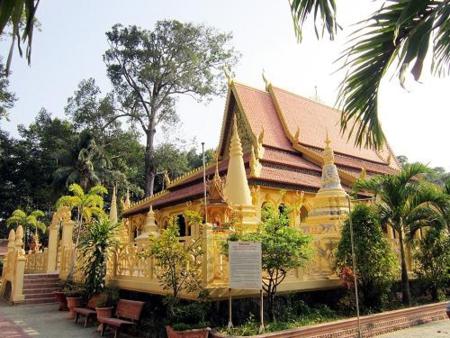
[233,83,292,150]
[262,147,321,172]
[259,166,322,189]
[270,86,396,164]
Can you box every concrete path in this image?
[379,319,450,337]
[0,301,101,337]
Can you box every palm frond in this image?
[289,0,338,42]
[68,183,84,198]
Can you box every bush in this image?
[414,228,450,301]
[335,204,398,311]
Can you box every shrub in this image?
[335,204,398,311]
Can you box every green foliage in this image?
[353,163,445,305]
[0,61,16,119]
[225,207,312,320]
[104,20,239,196]
[414,228,450,301]
[146,216,203,300]
[335,204,398,311]
[78,218,119,297]
[290,1,450,148]
[223,302,338,336]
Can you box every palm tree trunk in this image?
[398,228,411,306]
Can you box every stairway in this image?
[23,273,61,305]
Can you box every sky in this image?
[1,0,449,170]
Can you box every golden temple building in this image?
[117,78,400,298]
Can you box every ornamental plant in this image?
[414,228,450,301]
[78,218,119,297]
[225,207,312,321]
[335,204,398,311]
[145,213,204,320]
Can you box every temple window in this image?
[299,206,308,223]
[176,214,187,237]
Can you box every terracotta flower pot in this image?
[95,306,113,319]
[53,291,68,311]
[66,296,82,319]
[166,325,210,338]
[446,303,450,319]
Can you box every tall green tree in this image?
[290,0,450,148]
[103,21,239,196]
[353,163,445,305]
[335,204,398,311]
[0,60,16,119]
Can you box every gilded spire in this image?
[109,186,118,225]
[124,189,131,209]
[224,115,252,206]
[323,131,335,165]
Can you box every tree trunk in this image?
[398,228,411,306]
[144,128,156,197]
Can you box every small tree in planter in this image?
[225,207,312,321]
[78,218,119,298]
[145,215,208,337]
[335,204,398,311]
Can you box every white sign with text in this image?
[229,241,262,290]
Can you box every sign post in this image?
[228,241,263,330]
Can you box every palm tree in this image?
[56,183,107,279]
[0,0,39,73]
[353,163,444,305]
[289,0,450,149]
[53,132,102,191]
[6,209,46,250]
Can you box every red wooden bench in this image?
[98,299,145,338]
[73,295,100,327]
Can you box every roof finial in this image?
[323,130,335,165]
[224,65,234,85]
[109,185,118,225]
[262,69,271,91]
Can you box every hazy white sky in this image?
[1,0,449,170]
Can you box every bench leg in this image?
[101,323,106,336]
[114,327,120,338]
[74,313,79,324]
[84,314,89,328]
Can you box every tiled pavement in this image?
[379,319,450,337]
[0,301,100,337]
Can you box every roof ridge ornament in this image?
[262,69,271,91]
[224,65,234,85]
[323,130,335,165]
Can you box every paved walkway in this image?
[0,301,101,337]
[379,319,450,337]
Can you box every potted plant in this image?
[94,290,118,319]
[53,290,68,311]
[63,283,84,319]
[144,214,210,338]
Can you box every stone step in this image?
[24,280,61,288]
[23,286,61,295]
[23,297,56,305]
[24,273,59,280]
[24,292,57,300]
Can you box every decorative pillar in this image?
[12,226,25,304]
[46,219,59,272]
[109,186,118,225]
[61,217,75,249]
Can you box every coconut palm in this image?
[290,0,450,149]
[56,183,107,279]
[6,209,46,250]
[353,163,445,305]
[0,0,39,72]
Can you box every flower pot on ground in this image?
[66,296,82,319]
[166,325,210,338]
[447,303,450,319]
[53,291,68,311]
[95,306,113,319]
